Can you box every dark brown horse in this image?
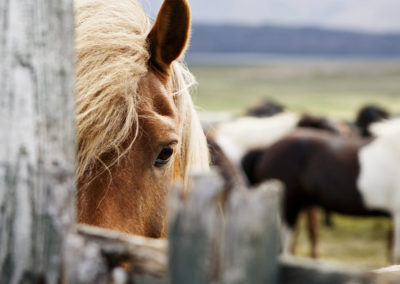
[208,112,341,193]
[297,114,341,135]
[241,129,389,257]
[355,105,389,137]
[245,99,285,117]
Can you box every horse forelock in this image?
[75,0,150,180]
[75,0,209,183]
[171,62,210,190]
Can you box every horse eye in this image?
[154,146,174,167]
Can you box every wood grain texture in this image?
[63,225,168,284]
[168,172,283,284]
[221,180,282,284]
[0,0,75,283]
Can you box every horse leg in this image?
[282,223,296,256]
[392,211,400,263]
[324,210,334,228]
[388,219,394,262]
[282,200,301,256]
[290,224,299,255]
[306,207,319,258]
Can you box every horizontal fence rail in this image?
[63,174,400,284]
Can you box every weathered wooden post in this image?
[221,180,281,284]
[169,172,282,284]
[0,1,76,283]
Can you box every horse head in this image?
[75,0,209,237]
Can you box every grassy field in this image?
[295,212,391,269]
[190,60,400,120]
[189,59,400,269]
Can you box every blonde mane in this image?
[75,0,209,186]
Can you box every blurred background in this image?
[139,0,400,268]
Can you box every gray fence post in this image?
[0,1,76,283]
[168,173,282,284]
[222,181,281,284]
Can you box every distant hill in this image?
[189,24,400,55]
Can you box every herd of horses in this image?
[210,101,396,259]
[74,0,400,266]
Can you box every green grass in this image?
[189,60,400,268]
[295,212,391,269]
[190,61,400,120]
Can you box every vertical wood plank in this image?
[0,0,76,283]
[221,181,282,284]
[169,173,224,284]
[168,173,282,284]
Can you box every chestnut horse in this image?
[75,0,209,237]
[241,129,390,258]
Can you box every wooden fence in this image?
[2,1,400,283]
[63,174,400,284]
[1,0,75,283]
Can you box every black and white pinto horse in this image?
[211,112,345,256]
[213,112,343,167]
[358,118,400,262]
[242,119,400,262]
[210,103,394,259]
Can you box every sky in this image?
[138,0,400,33]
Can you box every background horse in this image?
[75,0,209,237]
[207,135,247,192]
[213,112,342,166]
[245,99,285,117]
[358,119,400,262]
[355,105,389,137]
[241,129,390,258]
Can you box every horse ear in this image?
[147,0,191,73]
